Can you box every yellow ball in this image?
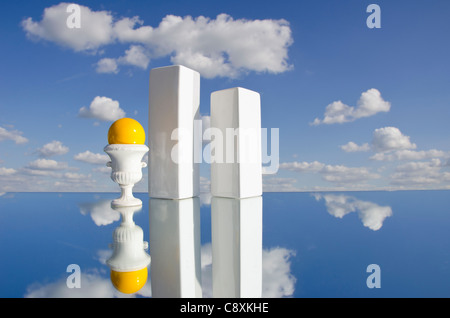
[110,267,148,294]
[108,118,145,145]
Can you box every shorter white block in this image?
[211,196,263,298]
[149,197,202,298]
[148,65,200,199]
[210,87,262,199]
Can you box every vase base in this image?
[111,197,142,207]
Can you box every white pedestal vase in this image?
[104,144,149,207]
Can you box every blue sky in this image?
[1,0,450,192]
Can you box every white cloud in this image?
[22,3,115,53]
[118,45,150,69]
[312,88,390,125]
[0,126,28,144]
[200,243,296,298]
[63,172,91,180]
[280,160,379,185]
[78,96,125,121]
[371,126,416,153]
[263,177,299,192]
[279,161,325,172]
[37,140,69,157]
[74,150,109,165]
[341,126,449,164]
[0,167,17,176]
[23,4,293,78]
[314,193,392,231]
[27,158,68,170]
[96,58,118,74]
[370,149,448,161]
[390,158,450,186]
[262,247,297,298]
[25,269,151,298]
[79,199,120,226]
[320,164,379,184]
[97,45,150,74]
[340,141,370,152]
[154,14,293,78]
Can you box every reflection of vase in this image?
[107,205,150,272]
[104,144,149,207]
[107,205,150,294]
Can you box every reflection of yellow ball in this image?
[108,118,145,145]
[110,267,148,294]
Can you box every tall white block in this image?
[211,196,263,298]
[210,87,262,198]
[149,197,202,298]
[148,65,200,199]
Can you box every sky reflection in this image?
[1,191,448,298]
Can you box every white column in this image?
[149,197,202,298]
[211,196,263,298]
[210,87,262,199]
[148,65,200,199]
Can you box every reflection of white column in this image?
[149,197,202,297]
[210,87,262,199]
[211,196,262,298]
[148,65,200,199]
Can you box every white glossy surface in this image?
[211,196,263,298]
[149,197,202,298]
[210,87,262,198]
[148,65,200,199]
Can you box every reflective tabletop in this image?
[0,191,449,298]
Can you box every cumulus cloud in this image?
[320,164,379,184]
[96,58,118,74]
[200,243,296,298]
[340,141,370,152]
[22,3,115,53]
[370,149,449,161]
[27,158,68,170]
[37,140,69,157]
[312,88,390,125]
[262,247,297,298]
[279,161,325,172]
[341,126,449,164]
[78,96,125,121]
[22,4,293,78]
[0,167,17,176]
[371,126,416,153]
[0,126,28,144]
[314,193,392,231]
[96,45,150,74]
[25,270,151,298]
[79,199,120,226]
[263,177,299,192]
[118,45,150,69]
[390,158,450,186]
[280,161,379,185]
[74,150,109,165]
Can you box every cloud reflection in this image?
[314,193,392,231]
[78,199,120,226]
[200,243,296,298]
[25,269,151,298]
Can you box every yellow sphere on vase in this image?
[108,118,145,145]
